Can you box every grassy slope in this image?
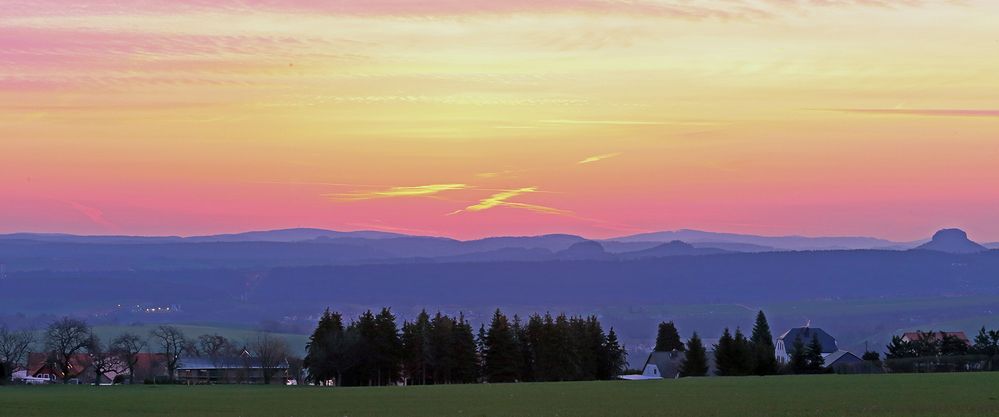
[3,373,999,417]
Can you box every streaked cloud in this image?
[824,108,999,118]
[325,184,468,201]
[68,201,117,230]
[579,153,622,165]
[540,119,718,126]
[3,0,769,20]
[449,187,571,216]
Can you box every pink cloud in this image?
[67,201,119,231]
[827,108,999,118]
[3,0,770,19]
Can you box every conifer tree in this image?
[373,308,402,385]
[750,311,778,375]
[789,336,808,373]
[304,309,334,385]
[430,312,456,383]
[483,309,520,382]
[732,328,756,376]
[655,321,685,352]
[511,315,533,381]
[713,328,736,376]
[599,328,627,380]
[452,313,480,383]
[680,332,709,377]
[401,310,432,385]
[805,333,825,372]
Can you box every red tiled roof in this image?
[27,352,92,379]
[901,331,970,344]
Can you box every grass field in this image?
[3,373,999,417]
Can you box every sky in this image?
[2,0,999,241]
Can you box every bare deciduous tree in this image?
[87,335,125,386]
[250,333,289,384]
[0,324,35,384]
[198,334,233,365]
[43,317,92,383]
[150,325,186,381]
[110,332,147,384]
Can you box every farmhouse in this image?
[901,331,971,346]
[26,352,95,384]
[775,326,838,364]
[177,349,289,384]
[620,349,717,380]
[824,350,863,370]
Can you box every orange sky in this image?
[2,1,998,240]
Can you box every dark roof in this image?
[778,327,838,354]
[644,351,684,378]
[644,350,718,378]
[825,350,863,367]
[178,356,289,370]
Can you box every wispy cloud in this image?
[448,187,571,216]
[3,0,934,20]
[2,0,771,20]
[540,119,718,126]
[67,201,117,230]
[578,152,622,165]
[325,184,468,201]
[822,108,999,118]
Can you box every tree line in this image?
[304,308,627,386]
[885,327,999,372]
[660,311,784,377]
[0,318,290,385]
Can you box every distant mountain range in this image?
[610,229,923,251]
[0,227,990,272]
[1,227,997,368]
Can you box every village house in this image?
[775,326,839,364]
[26,352,96,384]
[776,325,864,371]
[620,349,717,380]
[176,349,289,384]
[900,331,971,346]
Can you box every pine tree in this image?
[401,310,432,385]
[512,315,534,382]
[483,309,520,383]
[732,328,756,376]
[680,332,709,377]
[452,313,480,383]
[553,313,576,381]
[429,312,456,383]
[750,311,778,375]
[600,328,627,380]
[789,336,807,374]
[304,309,336,385]
[713,328,736,376]
[805,333,825,372]
[655,321,685,352]
[374,308,402,385]
[354,310,378,385]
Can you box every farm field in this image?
[3,373,999,417]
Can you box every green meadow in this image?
[3,373,999,417]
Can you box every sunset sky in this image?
[2,0,998,240]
